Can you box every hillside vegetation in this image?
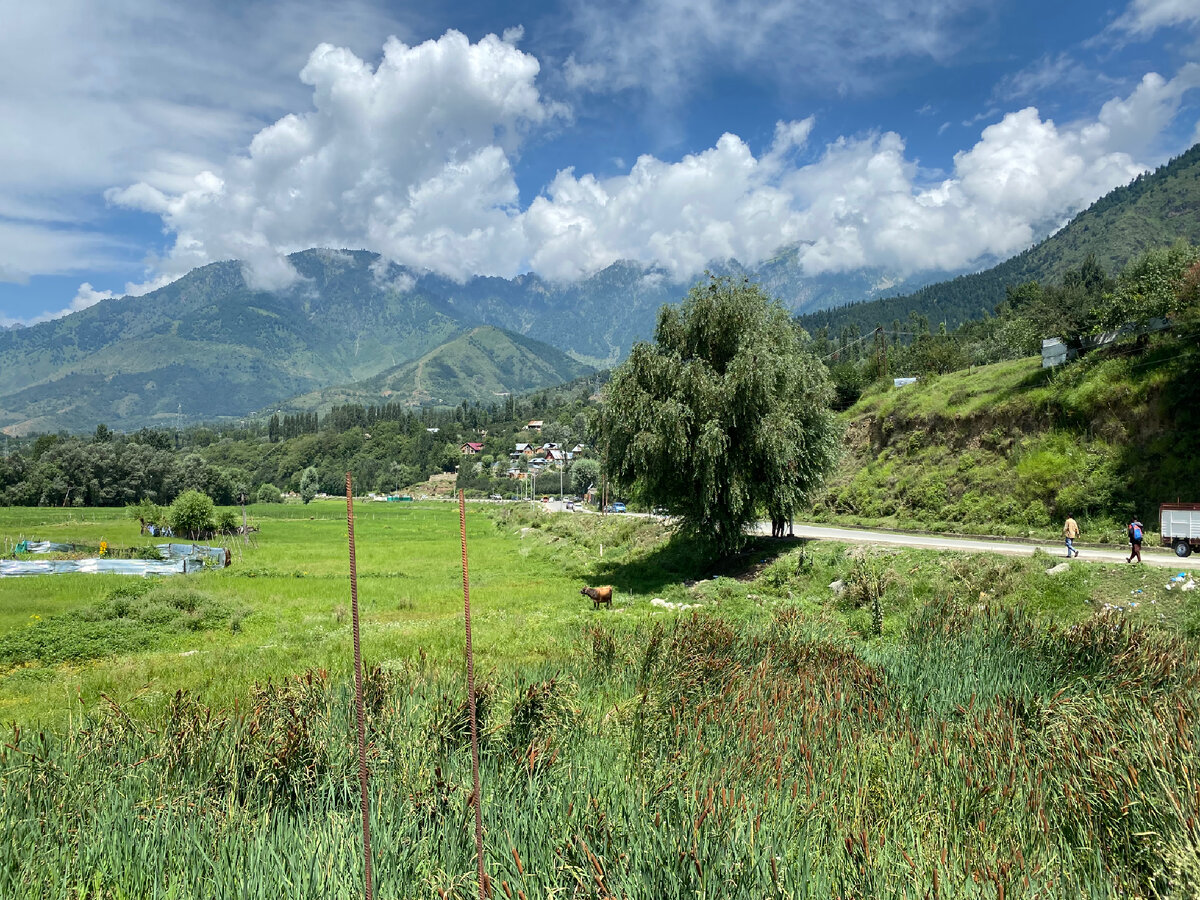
[278,326,591,412]
[0,246,939,434]
[813,335,1200,538]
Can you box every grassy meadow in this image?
[0,501,620,724]
[2,502,1200,898]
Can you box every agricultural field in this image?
[2,502,1199,898]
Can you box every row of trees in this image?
[0,435,241,508]
[0,377,601,507]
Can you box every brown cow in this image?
[581,585,613,609]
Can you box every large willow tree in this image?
[597,275,840,555]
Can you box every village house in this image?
[460,442,484,455]
[527,420,543,431]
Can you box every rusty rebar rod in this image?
[346,473,374,900]
[459,489,488,898]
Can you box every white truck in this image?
[1160,503,1200,557]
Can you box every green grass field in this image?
[0,501,651,724]
[2,502,1199,898]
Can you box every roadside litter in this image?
[651,597,702,611]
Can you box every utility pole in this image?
[601,446,608,516]
[238,491,249,546]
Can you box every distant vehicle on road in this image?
[489,494,503,500]
[608,502,626,513]
[565,501,574,511]
[1161,503,1200,557]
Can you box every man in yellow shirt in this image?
[1062,515,1080,558]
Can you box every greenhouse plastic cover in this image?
[0,557,208,577]
[15,541,75,553]
[2,541,229,577]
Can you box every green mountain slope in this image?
[278,326,593,412]
[16,133,1193,438]
[799,142,1200,336]
[0,245,945,434]
[0,250,466,434]
[812,332,1200,538]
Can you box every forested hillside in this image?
[0,243,942,435]
[277,326,592,413]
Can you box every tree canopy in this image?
[596,275,840,555]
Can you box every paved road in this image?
[756,522,1200,570]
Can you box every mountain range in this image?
[0,246,941,434]
[278,325,592,413]
[1,140,1197,436]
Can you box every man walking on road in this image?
[1127,518,1144,564]
[1062,515,1081,558]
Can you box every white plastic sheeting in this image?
[2,541,229,577]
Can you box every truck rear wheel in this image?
[1176,540,1192,558]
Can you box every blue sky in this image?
[1,0,1198,325]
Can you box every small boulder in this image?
[1045,562,1071,576]
[829,579,846,595]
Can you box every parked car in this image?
[607,502,626,513]
[1160,502,1200,557]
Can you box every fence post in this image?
[346,473,374,900]
[459,490,489,898]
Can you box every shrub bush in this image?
[170,490,215,539]
[255,484,282,503]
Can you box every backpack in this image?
[1132,524,1143,542]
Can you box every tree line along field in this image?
[2,502,1200,897]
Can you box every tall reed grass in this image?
[3,597,1196,898]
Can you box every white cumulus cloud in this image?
[109,28,1200,295]
[525,66,1195,279]
[7,282,116,328]
[111,31,566,286]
